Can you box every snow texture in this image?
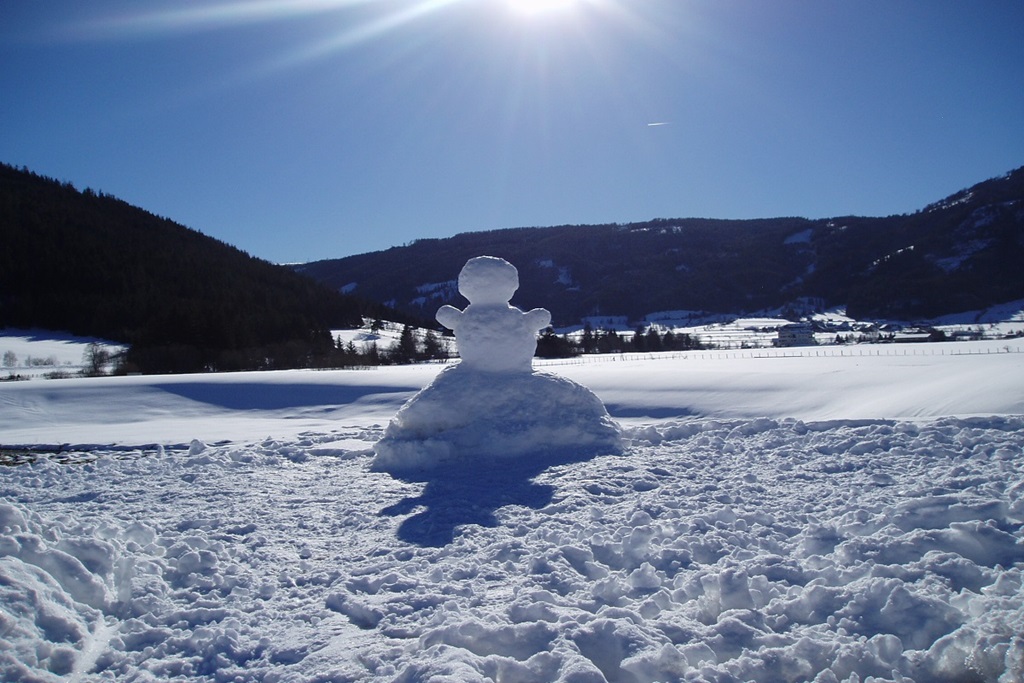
[374,256,621,472]
[2,337,1024,682]
[2,416,1023,682]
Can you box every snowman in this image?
[372,255,621,473]
[436,256,551,374]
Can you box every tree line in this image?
[537,324,704,358]
[308,322,706,369]
[0,163,409,374]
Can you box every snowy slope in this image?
[2,342,1024,682]
[0,329,124,379]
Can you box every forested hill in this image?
[0,163,378,373]
[298,166,1024,325]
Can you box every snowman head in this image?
[458,256,519,305]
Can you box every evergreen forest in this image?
[0,163,393,373]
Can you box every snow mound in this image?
[372,364,623,472]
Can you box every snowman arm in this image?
[436,305,462,331]
[524,307,552,332]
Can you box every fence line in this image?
[532,344,1024,367]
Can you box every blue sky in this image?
[2,1,1022,264]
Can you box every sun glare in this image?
[506,0,580,17]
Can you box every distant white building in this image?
[894,330,932,343]
[776,323,817,347]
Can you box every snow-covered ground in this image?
[1,330,125,380]
[2,340,1024,682]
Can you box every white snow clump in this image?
[373,256,621,471]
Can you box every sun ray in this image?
[60,0,472,96]
[66,0,369,39]
[505,0,580,17]
[273,0,464,68]
[67,0,461,43]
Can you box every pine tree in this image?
[420,330,446,360]
[536,327,577,358]
[581,323,596,354]
[645,328,663,352]
[632,326,647,352]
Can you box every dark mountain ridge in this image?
[297,166,1024,325]
[0,163,391,373]
[3,161,1021,375]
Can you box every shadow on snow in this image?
[379,449,605,548]
[154,382,410,411]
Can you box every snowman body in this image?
[436,256,551,373]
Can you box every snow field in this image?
[1,330,124,379]
[2,340,1022,447]
[2,414,1024,682]
[2,341,1024,682]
